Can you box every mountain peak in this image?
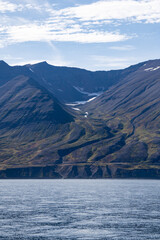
[36,61,48,66]
[0,60,9,67]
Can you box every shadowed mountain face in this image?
[0,60,145,103]
[24,61,146,103]
[0,59,159,179]
[0,75,74,140]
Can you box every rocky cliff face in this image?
[0,165,160,179]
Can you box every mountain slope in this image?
[0,59,159,179]
[25,61,145,103]
[85,59,160,128]
[83,59,160,171]
[0,59,146,103]
[0,75,74,140]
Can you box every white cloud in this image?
[62,0,160,24]
[0,0,20,12]
[92,55,137,69]
[0,23,129,45]
[109,45,135,51]
[1,54,22,60]
[0,0,159,47]
[0,0,48,13]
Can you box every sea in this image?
[0,179,160,240]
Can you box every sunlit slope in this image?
[83,59,160,173]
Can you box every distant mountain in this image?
[0,59,159,179]
[0,60,145,103]
[24,61,146,103]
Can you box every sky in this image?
[0,0,160,70]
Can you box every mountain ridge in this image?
[0,58,159,178]
[0,59,147,103]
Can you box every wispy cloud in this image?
[0,0,19,12]
[92,55,137,69]
[3,23,129,44]
[0,0,159,48]
[62,0,160,24]
[109,45,135,51]
[0,0,48,13]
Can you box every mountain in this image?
[0,59,159,179]
[0,60,31,86]
[0,75,76,172]
[0,60,146,103]
[24,61,146,103]
[0,75,74,134]
[82,59,160,177]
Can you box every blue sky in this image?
[0,0,160,70]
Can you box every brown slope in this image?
[85,59,160,127]
[82,59,160,171]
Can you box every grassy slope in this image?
[0,60,160,178]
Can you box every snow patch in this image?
[144,67,153,71]
[74,101,88,105]
[72,107,81,111]
[144,66,160,71]
[29,68,34,72]
[84,112,88,118]
[87,96,97,102]
[73,86,102,97]
[66,103,78,106]
[152,66,160,71]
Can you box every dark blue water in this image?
[0,180,160,240]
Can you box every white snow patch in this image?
[29,68,34,72]
[144,67,153,71]
[65,90,102,107]
[72,107,81,111]
[66,96,98,106]
[73,86,102,97]
[144,66,160,71]
[66,101,89,106]
[152,66,160,71]
[66,103,78,106]
[87,96,97,102]
[88,92,102,97]
[84,112,88,118]
[74,101,88,105]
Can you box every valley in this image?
[0,59,159,178]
